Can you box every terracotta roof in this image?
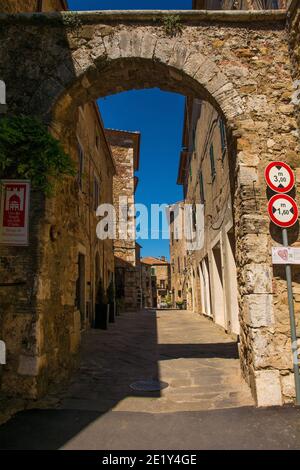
[141,257,169,266]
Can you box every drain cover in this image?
[130,379,169,392]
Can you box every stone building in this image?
[141,257,171,308]
[169,201,188,308]
[141,261,153,308]
[105,129,142,311]
[193,0,289,8]
[0,0,68,12]
[176,97,240,334]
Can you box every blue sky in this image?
[68,0,189,259]
[68,1,192,10]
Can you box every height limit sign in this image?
[265,161,295,194]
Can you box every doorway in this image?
[76,253,86,330]
[211,243,226,328]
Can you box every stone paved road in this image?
[1,310,300,450]
[42,309,254,413]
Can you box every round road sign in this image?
[265,161,295,193]
[268,194,299,228]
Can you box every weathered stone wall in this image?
[169,202,188,306]
[0,101,115,398]
[141,262,153,308]
[106,129,141,311]
[0,10,299,405]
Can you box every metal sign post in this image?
[265,162,300,405]
[282,228,300,405]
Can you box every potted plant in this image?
[95,280,109,330]
[176,300,184,310]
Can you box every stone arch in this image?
[0,11,299,407]
[48,31,244,132]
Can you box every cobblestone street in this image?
[41,309,253,413]
[2,309,300,450]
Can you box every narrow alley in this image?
[1,310,300,450]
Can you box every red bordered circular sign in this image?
[265,161,295,193]
[268,194,299,228]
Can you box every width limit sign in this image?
[268,194,298,228]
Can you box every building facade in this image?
[141,257,171,308]
[0,0,68,12]
[176,97,240,334]
[169,202,188,308]
[141,261,153,308]
[106,129,142,312]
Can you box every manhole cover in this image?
[130,380,169,392]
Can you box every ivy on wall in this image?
[0,115,76,195]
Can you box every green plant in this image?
[161,15,183,37]
[0,115,76,195]
[62,12,82,31]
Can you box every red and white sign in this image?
[0,180,30,246]
[265,161,295,193]
[268,194,299,228]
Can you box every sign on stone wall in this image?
[265,161,295,194]
[267,194,298,228]
[0,180,30,246]
[272,246,300,265]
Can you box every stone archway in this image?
[0,9,299,406]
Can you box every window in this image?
[210,143,216,181]
[178,290,182,298]
[94,177,100,211]
[160,280,166,289]
[219,118,227,157]
[151,267,156,276]
[199,171,205,204]
[77,139,84,190]
[271,0,279,8]
[178,257,181,273]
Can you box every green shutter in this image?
[210,144,216,181]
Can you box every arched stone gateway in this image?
[0,9,299,406]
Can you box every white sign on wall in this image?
[272,247,300,265]
[0,180,30,246]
